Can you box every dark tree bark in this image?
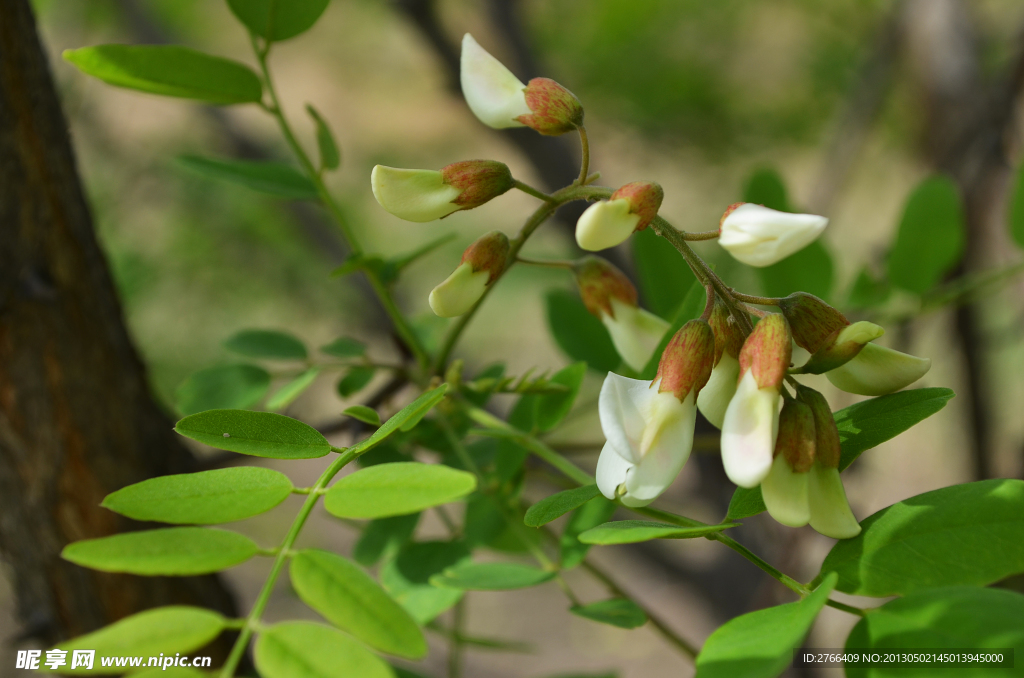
[0,0,239,651]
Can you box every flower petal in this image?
[596,441,633,501]
[761,454,810,527]
[808,465,861,539]
[622,392,696,507]
[371,165,462,222]
[575,199,640,251]
[428,263,489,317]
[719,204,827,267]
[460,34,530,129]
[826,342,931,396]
[696,353,740,429]
[598,372,655,464]
[602,300,670,372]
[721,371,780,488]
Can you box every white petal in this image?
[598,372,656,464]
[596,441,633,501]
[575,199,641,251]
[428,263,489,317]
[721,370,780,488]
[696,353,740,429]
[826,342,931,396]
[602,300,670,372]
[719,204,827,267]
[808,465,861,539]
[460,34,530,129]
[371,166,462,222]
[761,454,810,527]
[622,392,696,507]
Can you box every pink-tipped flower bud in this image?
[429,231,509,318]
[707,296,746,366]
[371,160,513,223]
[441,160,515,210]
[738,314,792,391]
[518,78,584,136]
[461,230,510,283]
[655,320,715,402]
[575,182,664,251]
[777,292,850,355]
[762,397,816,528]
[696,297,747,429]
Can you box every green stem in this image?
[730,290,780,306]
[516,256,575,269]
[575,125,591,186]
[219,448,358,677]
[251,36,430,372]
[513,179,553,201]
[682,229,722,241]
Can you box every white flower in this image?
[761,453,810,527]
[576,199,639,251]
[602,298,670,372]
[371,166,461,222]
[826,342,931,396]
[720,370,781,488]
[719,203,828,267]
[428,263,489,318]
[596,373,697,507]
[807,464,861,539]
[460,34,530,130]
[696,352,740,429]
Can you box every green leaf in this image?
[836,387,955,471]
[267,368,321,411]
[228,0,332,42]
[343,405,381,426]
[570,599,647,629]
[380,540,469,624]
[846,265,891,310]
[337,366,376,397]
[175,409,331,459]
[578,520,732,545]
[175,364,270,416]
[888,175,966,295]
[546,289,621,372]
[61,527,257,575]
[223,329,307,359]
[820,479,1024,597]
[726,486,766,521]
[694,573,837,678]
[324,461,476,519]
[845,587,1024,678]
[638,283,707,380]
[430,562,556,590]
[525,485,601,527]
[177,155,318,199]
[290,549,426,659]
[62,45,262,105]
[101,466,293,524]
[534,362,587,432]
[306,104,340,170]
[254,622,394,678]
[353,513,419,567]
[361,385,448,449]
[52,607,225,675]
[320,336,366,358]
[632,227,698,319]
[561,497,616,569]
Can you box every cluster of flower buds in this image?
[575,182,664,251]
[429,231,509,317]
[572,257,669,371]
[596,320,714,506]
[718,203,829,267]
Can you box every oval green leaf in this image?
[175,409,331,459]
[228,0,332,42]
[359,385,448,451]
[727,486,766,521]
[430,562,556,590]
[307,104,340,170]
[290,549,426,659]
[324,462,476,519]
[534,362,587,432]
[695,574,837,678]
[820,479,1024,597]
[337,366,376,397]
[101,466,293,524]
[320,336,365,358]
[888,175,966,295]
[570,599,647,629]
[380,540,469,624]
[524,484,601,527]
[267,368,321,411]
[254,622,394,678]
[52,606,225,675]
[62,527,257,575]
[175,364,270,416]
[353,513,419,567]
[63,45,261,105]
[845,587,1024,678]
[546,289,621,372]
[178,155,317,200]
[561,497,617,570]
[343,405,381,426]
[223,329,308,359]
[578,520,732,545]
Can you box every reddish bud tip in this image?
[462,230,510,283]
[738,314,792,391]
[441,160,515,210]
[656,320,716,401]
[719,202,746,229]
[774,398,817,473]
[517,77,584,136]
[573,256,637,319]
[708,296,746,365]
[610,181,664,231]
[777,292,849,354]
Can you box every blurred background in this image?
[6,0,1024,675]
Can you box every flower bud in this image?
[460,34,582,135]
[738,314,792,391]
[800,321,885,375]
[697,297,746,428]
[655,320,715,401]
[575,182,664,251]
[718,203,828,267]
[428,231,509,318]
[371,160,513,223]
[808,465,861,539]
[826,342,931,396]
[777,292,850,354]
[761,398,816,527]
[573,257,669,371]
[797,385,841,470]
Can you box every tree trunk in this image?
[0,0,239,651]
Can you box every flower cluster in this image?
[367,33,932,540]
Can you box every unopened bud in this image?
[774,398,816,473]
[797,385,840,469]
[371,160,513,223]
[575,182,664,251]
[655,320,715,401]
[573,256,637,318]
[707,296,745,365]
[761,398,814,527]
[461,230,509,283]
[519,78,584,135]
[800,321,885,375]
[441,160,515,210]
[777,292,849,354]
[428,231,509,318]
[738,314,792,391]
[718,203,828,267]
